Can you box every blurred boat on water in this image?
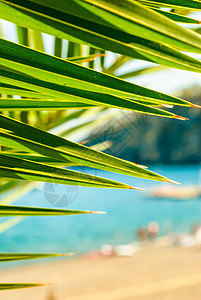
[149,184,201,199]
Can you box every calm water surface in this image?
[1,165,201,256]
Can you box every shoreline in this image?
[0,239,201,299]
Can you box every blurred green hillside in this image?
[88,86,201,165]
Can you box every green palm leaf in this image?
[0,98,188,119]
[1,2,201,72]
[0,283,43,290]
[0,99,95,110]
[1,38,196,106]
[65,0,201,52]
[137,0,201,10]
[4,0,201,52]
[152,8,200,24]
[0,205,105,216]
[0,152,73,166]
[0,252,73,262]
[0,115,176,182]
[0,154,139,189]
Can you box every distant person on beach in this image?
[147,222,159,240]
[137,227,147,241]
[192,223,201,244]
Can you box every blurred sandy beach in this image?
[0,242,201,300]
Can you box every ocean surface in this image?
[1,165,201,257]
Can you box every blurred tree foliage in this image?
[88,86,201,164]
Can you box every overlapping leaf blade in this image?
[0,154,137,189]
[66,0,201,53]
[152,8,200,24]
[0,83,51,98]
[1,152,76,166]
[0,38,197,108]
[0,98,187,118]
[10,0,201,52]
[1,1,201,73]
[0,115,175,182]
[137,0,201,10]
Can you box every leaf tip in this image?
[61,252,75,257]
[79,139,89,144]
[190,103,201,108]
[174,115,188,121]
[165,179,180,185]
[129,186,145,191]
[89,211,107,214]
[137,164,148,169]
[95,53,106,58]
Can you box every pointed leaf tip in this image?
[166,179,181,184]
[94,53,105,58]
[190,103,201,108]
[174,115,189,121]
[89,211,107,214]
[138,164,148,169]
[61,252,75,257]
[129,186,145,190]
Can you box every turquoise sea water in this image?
[1,165,201,256]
